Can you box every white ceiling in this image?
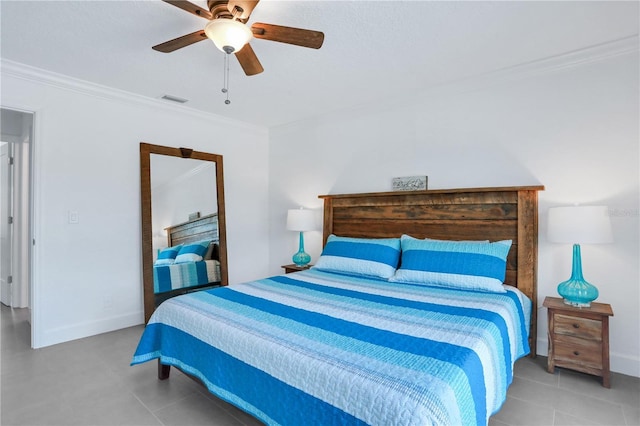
[1,1,638,128]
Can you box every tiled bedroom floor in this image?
[2,305,638,426]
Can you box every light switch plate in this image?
[68,210,79,224]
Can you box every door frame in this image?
[0,105,39,348]
[0,141,14,306]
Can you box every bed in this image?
[153,213,222,304]
[133,186,543,425]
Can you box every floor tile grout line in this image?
[518,370,634,409]
[557,370,636,408]
[512,374,560,389]
[130,389,167,426]
[505,393,554,412]
[149,390,201,414]
[148,388,251,425]
[553,406,622,426]
[183,375,259,425]
[195,385,243,420]
[507,392,625,426]
[508,379,629,426]
[622,406,639,426]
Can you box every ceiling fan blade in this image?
[226,0,259,21]
[162,0,213,20]
[251,22,324,49]
[234,43,264,76]
[152,30,208,53]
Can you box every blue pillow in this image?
[390,235,511,292]
[313,235,401,279]
[175,240,211,264]
[154,245,182,266]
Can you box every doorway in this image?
[1,108,33,311]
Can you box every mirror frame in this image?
[140,142,228,323]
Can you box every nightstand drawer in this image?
[553,337,602,368]
[553,314,602,341]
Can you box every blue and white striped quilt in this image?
[153,259,221,293]
[133,268,530,426]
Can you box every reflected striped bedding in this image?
[153,259,221,293]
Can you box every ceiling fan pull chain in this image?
[221,53,231,105]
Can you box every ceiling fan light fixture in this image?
[204,19,252,54]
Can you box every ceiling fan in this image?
[153,0,325,76]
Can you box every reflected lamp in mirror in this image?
[286,208,315,267]
[547,206,613,307]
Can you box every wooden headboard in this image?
[166,213,219,247]
[319,185,544,356]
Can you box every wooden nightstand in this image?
[281,264,313,274]
[543,296,614,387]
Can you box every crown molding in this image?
[0,59,266,132]
[277,35,639,129]
[151,162,215,192]
[418,35,639,103]
[468,34,639,87]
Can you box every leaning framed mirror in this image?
[140,142,228,323]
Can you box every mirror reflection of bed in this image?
[150,154,220,305]
[140,142,228,323]
[153,213,222,305]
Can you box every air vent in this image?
[160,94,188,104]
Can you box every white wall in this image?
[268,40,639,377]
[1,62,271,348]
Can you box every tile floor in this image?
[2,305,638,426]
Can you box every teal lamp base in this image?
[292,231,311,267]
[557,244,598,307]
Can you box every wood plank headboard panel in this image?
[166,213,219,247]
[319,185,544,355]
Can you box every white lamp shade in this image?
[287,209,315,232]
[547,206,613,244]
[204,19,252,53]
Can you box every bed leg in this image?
[158,361,171,380]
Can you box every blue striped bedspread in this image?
[133,268,531,426]
[153,259,221,293]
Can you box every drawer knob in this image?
[572,323,580,329]
[573,350,580,356]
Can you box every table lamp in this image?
[547,206,613,307]
[286,208,316,267]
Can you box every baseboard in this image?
[537,337,639,378]
[34,311,144,349]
